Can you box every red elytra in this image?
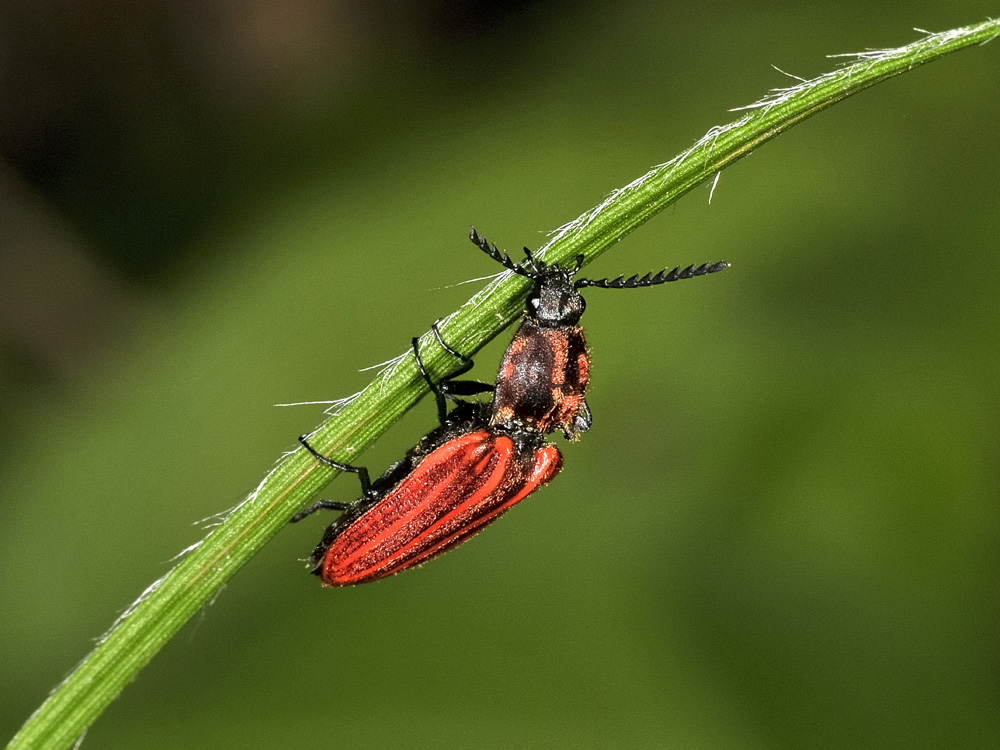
[319,429,561,586]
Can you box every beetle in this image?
[291,229,728,586]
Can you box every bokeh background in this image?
[2,2,998,748]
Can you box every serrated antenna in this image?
[575,261,729,289]
[469,227,534,278]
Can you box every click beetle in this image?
[292,229,728,585]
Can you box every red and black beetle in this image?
[291,229,728,586]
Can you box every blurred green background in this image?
[2,2,998,748]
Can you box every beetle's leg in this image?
[414,321,494,424]
[290,500,353,523]
[298,435,373,497]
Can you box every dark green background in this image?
[2,2,998,748]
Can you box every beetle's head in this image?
[468,226,729,327]
[524,260,586,327]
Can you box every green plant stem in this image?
[8,18,998,750]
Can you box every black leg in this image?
[430,321,473,370]
[412,334,448,423]
[290,500,352,523]
[414,322,493,424]
[298,435,373,497]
